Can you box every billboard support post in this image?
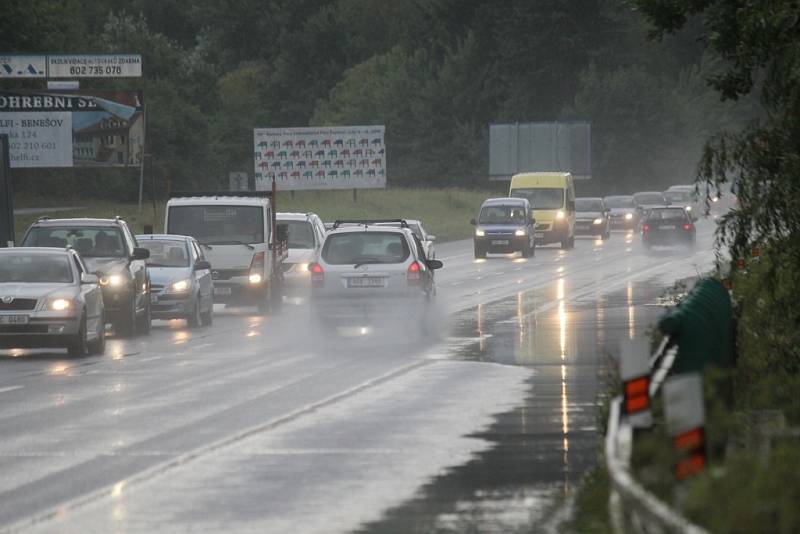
[0,134,13,247]
[138,104,147,212]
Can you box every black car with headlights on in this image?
[641,207,697,249]
[603,195,640,231]
[574,197,611,239]
[471,198,535,259]
[21,217,152,337]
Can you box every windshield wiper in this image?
[206,240,254,250]
[352,256,385,269]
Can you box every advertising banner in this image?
[0,90,144,168]
[254,125,386,191]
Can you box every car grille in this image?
[150,284,165,294]
[535,223,551,231]
[486,231,514,237]
[0,299,37,311]
[211,269,249,281]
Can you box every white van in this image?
[165,192,285,314]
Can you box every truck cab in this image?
[164,192,286,314]
[509,172,575,249]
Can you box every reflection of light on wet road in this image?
[594,239,603,246]
[512,258,527,264]
[9,349,24,358]
[111,481,125,498]
[246,331,260,337]
[474,258,486,264]
[108,340,125,360]
[477,303,485,353]
[558,284,570,493]
[49,363,69,376]
[627,281,635,339]
[173,331,189,344]
[556,266,564,273]
[596,297,605,347]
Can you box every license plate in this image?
[0,315,29,325]
[213,287,232,296]
[491,240,509,245]
[348,277,384,288]
[534,233,544,239]
[659,225,676,230]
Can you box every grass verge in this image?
[13,187,495,243]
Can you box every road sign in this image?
[48,54,142,78]
[254,125,386,191]
[619,339,653,428]
[0,55,46,78]
[663,373,705,436]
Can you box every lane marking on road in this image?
[3,359,432,533]
[0,386,24,395]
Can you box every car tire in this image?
[136,297,151,335]
[187,297,202,328]
[200,301,213,327]
[114,296,136,338]
[87,313,106,355]
[474,245,486,259]
[67,315,88,357]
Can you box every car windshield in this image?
[321,232,410,265]
[140,240,189,267]
[576,199,604,211]
[281,220,315,249]
[479,205,528,225]
[23,226,127,258]
[634,193,665,205]
[0,253,73,283]
[665,191,694,203]
[510,188,563,209]
[604,196,634,208]
[647,208,687,221]
[168,205,264,245]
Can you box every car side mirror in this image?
[81,273,98,285]
[195,260,211,271]
[427,235,436,242]
[470,218,477,226]
[426,259,443,270]
[131,247,150,260]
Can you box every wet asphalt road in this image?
[0,222,717,533]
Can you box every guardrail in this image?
[606,335,709,534]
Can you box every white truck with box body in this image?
[165,192,287,314]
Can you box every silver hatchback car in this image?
[0,248,105,356]
[309,219,443,331]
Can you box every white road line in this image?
[0,385,24,394]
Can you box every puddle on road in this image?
[361,279,669,533]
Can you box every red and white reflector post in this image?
[663,373,706,480]
[619,339,652,428]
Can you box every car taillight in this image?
[309,263,324,288]
[249,252,265,285]
[407,261,421,285]
[683,223,693,231]
[642,224,650,232]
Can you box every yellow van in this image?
[509,172,575,249]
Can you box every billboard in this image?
[0,90,144,168]
[0,54,142,79]
[254,126,386,191]
[489,122,591,180]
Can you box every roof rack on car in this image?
[168,191,273,199]
[332,219,408,229]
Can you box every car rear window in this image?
[604,196,634,208]
[321,231,410,265]
[281,220,315,249]
[647,208,687,221]
[0,253,73,283]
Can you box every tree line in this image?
[3,0,753,196]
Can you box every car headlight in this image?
[297,263,309,273]
[514,229,526,236]
[99,274,124,287]
[556,210,565,220]
[475,229,485,237]
[168,279,191,293]
[49,298,71,311]
[712,196,719,203]
[248,273,263,285]
[593,218,603,225]
[624,213,633,220]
